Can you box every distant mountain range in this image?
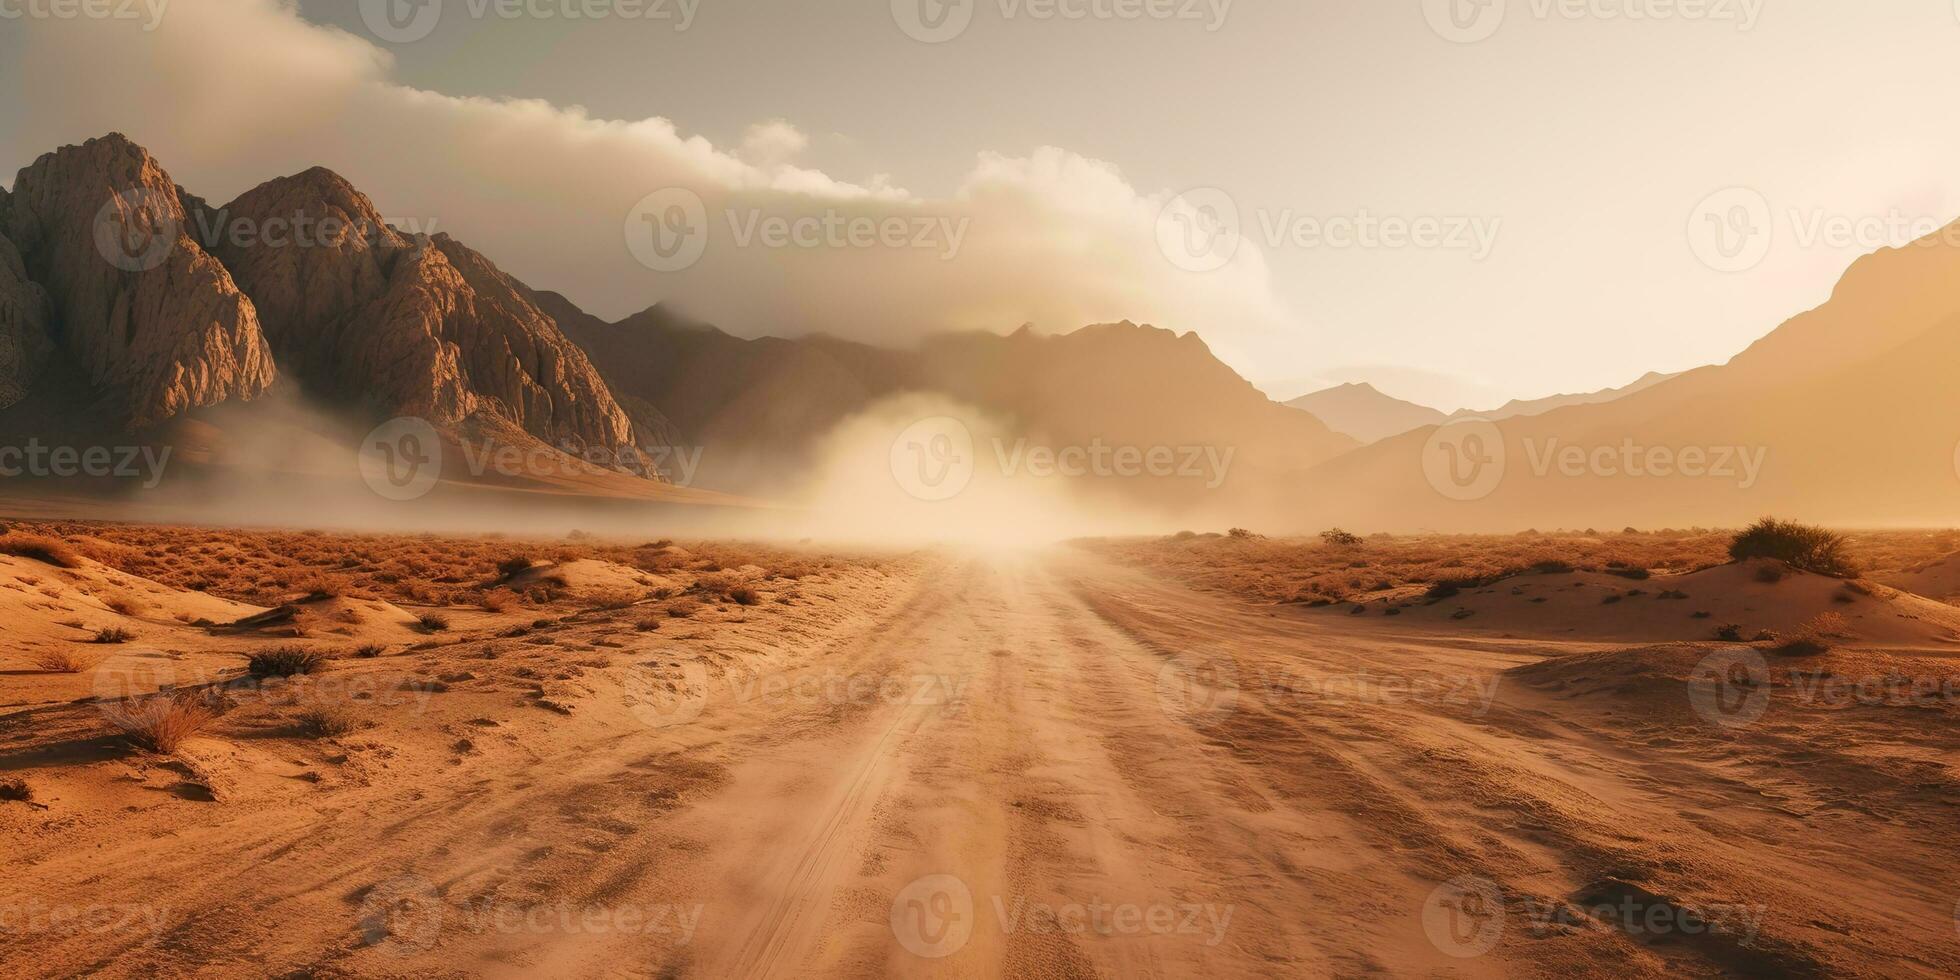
[1285,373,1677,445]
[0,133,1352,513]
[1301,225,1960,529]
[8,132,1953,530]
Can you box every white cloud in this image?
[2,0,1291,352]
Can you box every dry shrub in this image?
[112,694,219,754]
[728,586,762,606]
[0,777,32,802]
[249,647,332,678]
[102,591,146,616]
[0,533,82,568]
[1780,612,1851,656]
[94,626,135,644]
[667,599,703,619]
[418,614,451,632]
[584,588,643,611]
[35,650,92,673]
[480,589,516,612]
[291,572,350,598]
[1731,518,1858,578]
[295,703,362,739]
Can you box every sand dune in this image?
[1331,558,1960,647]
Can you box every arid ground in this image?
[4,524,1960,978]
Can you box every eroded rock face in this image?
[211,168,634,453]
[3,134,275,427]
[0,201,55,409]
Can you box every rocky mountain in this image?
[0,133,642,494]
[206,167,634,454]
[539,294,911,482]
[1287,373,1682,446]
[1303,224,1960,531]
[1457,371,1679,423]
[1,134,275,427]
[0,190,54,409]
[550,298,1356,500]
[1286,382,1448,444]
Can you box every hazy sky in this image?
[4,0,1958,410]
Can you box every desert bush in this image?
[290,572,349,598]
[1714,624,1745,641]
[1320,528,1363,547]
[418,614,451,632]
[1730,519,1857,578]
[1227,528,1259,540]
[248,647,331,679]
[101,591,146,616]
[0,777,32,802]
[94,626,135,644]
[635,618,662,632]
[1779,612,1850,656]
[480,589,516,612]
[34,650,91,673]
[497,556,536,578]
[351,644,386,659]
[112,694,218,754]
[728,586,762,606]
[294,703,362,739]
[667,599,703,619]
[584,589,642,611]
[0,533,82,568]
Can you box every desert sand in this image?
[4,524,1958,977]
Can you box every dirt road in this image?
[7,549,1957,977]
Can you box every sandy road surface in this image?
[7,549,1958,977]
